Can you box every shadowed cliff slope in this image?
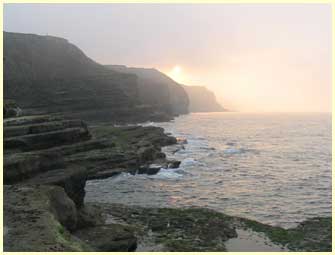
[106,65,189,116]
[4,32,179,123]
[182,85,225,112]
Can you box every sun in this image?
[172,65,182,75]
[168,65,184,83]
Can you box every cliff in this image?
[3,32,175,123]
[106,65,189,116]
[182,85,225,112]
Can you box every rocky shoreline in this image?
[3,110,331,252]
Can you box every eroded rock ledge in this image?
[3,112,331,252]
[3,111,180,251]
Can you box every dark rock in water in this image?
[86,124,177,177]
[138,159,181,173]
[176,137,188,144]
[138,164,162,175]
[87,168,127,180]
[167,160,181,169]
[74,224,137,251]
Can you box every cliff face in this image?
[106,65,189,116]
[182,85,225,112]
[4,32,168,123]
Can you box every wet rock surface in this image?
[93,203,331,252]
[234,215,332,252]
[74,224,137,251]
[93,203,237,251]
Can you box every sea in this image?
[86,112,332,228]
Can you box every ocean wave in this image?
[180,158,198,167]
[149,168,184,180]
[223,148,247,154]
[222,147,260,155]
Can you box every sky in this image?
[4,4,332,112]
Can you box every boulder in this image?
[47,186,78,231]
[167,160,181,169]
[4,185,92,251]
[23,167,88,208]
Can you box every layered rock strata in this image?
[3,111,179,251]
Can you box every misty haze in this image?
[3,3,332,252]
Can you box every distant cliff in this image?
[182,85,225,112]
[106,65,189,116]
[3,32,178,123]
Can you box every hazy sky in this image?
[4,4,332,112]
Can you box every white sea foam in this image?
[149,168,184,180]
